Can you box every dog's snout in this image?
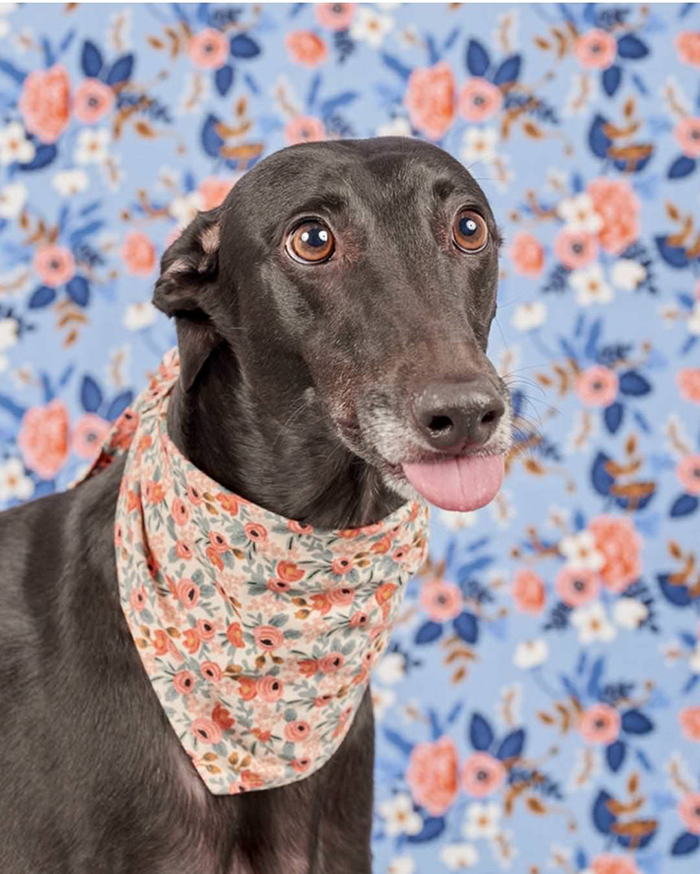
[411,378,505,451]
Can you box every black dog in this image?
[0,137,511,873]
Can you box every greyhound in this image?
[0,137,511,873]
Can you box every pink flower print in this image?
[407,736,459,816]
[575,29,617,69]
[73,78,115,124]
[253,625,284,650]
[173,670,196,695]
[191,717,223,744]
[677,454,700,495]
[420,579,462,622]
[284,720,311,742]
[577,366,619,407]
[33,245,75,288]
[555,567,600,607]
[462,752,507,797]
[579,703,621,745]
[458,77,503,123]
[188,28,229,69]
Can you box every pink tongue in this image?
[401,455,505,512]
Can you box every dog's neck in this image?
[165,344,405,530]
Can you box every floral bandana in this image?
[83,348,429,795]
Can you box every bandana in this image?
[83,348,429,794]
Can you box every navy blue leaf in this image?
[105,54,134,85]
[466,39,490,76]
[606,740,627,773]
[619,370,651,396]
[575,850,588,871]
[496,729,525,761]
[415,620,443,645]
[469,713,494,751]
[453,611,478,644]
[443,27,460,53]
[426,34,439,65]
[493,54,521,85]
[230,34,261,59]
[319,91,359,118]
[457,556,494,580]
[591,452,614,497]
[406,816,445,843]
[28,286,57,309]
[658,573,692,607]
[69,220,104,248]
[0,394,26,420]
[381,52,412,81]
[587,655,605,699]
[41,37,55,67]
[383,727,414,758]
[214,64,234,97]
[617,34,649,59]
[668,155,697,179]
[0,58,27,84]
[621,709,654,735]
[306,72,322,109]
[584,317,602,359]
[602,65,622,97]
[201,114,224,158]
[81,39,103,77]
[592,790,616,834]
[589,114,612,158]
[106,391,134,421]
[670,493,699,518]
[671,832,700,856]
[447,702,463,726]
[604,402,624,435]
[655,235,689,269]
[59,29,75,54]
[80,375,103,413]
[66,276,90,307]
[19,144,57,171]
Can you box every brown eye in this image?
[453,210,488,252]
[287,221,335,263]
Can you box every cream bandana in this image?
[84,348,429,795]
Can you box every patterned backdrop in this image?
[1,3,699,873]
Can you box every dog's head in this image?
[153,137,512,512]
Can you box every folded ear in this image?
[153,208,225,392]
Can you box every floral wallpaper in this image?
[0,3,699,873]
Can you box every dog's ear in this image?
[153,208,225,391]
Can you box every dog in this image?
[0,137,511,873]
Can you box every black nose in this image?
[411,378,505,451]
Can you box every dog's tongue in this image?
[401,454,505,511]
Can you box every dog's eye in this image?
[287,221,335,263]
[453,211,488,253]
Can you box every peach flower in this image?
[173,670,195,695]
[462,752,506,797]
[212,702,234,729]
[511,568,546,615]
[253,625,284,650]
[590,855,641,874]
[284,720,311,742]
[226,622,244,648]
[579,703,621,745]
[575,29,618,70]
[129,584,146,612]
[18,400,70,480]
[177,579,199,607]
[554,229,598,270]
[188,29,229,69]
[121,231,157,277]
[285,30,328,67]
[71,413,110,460]
[677,454,700,495]
[676,31,700,67]
[589,515,642,593]
[315,3,356,30]
[587,179,640,255]
[257,676,284,702]
[191,717,222,744]
[33,245,75,288]
[73,78,115,124]
[405,61,455,141]
[459,77,503,123]
[406,736,459,816]
[19,64,71,144]
[420,579,463,622]
[319,652,344,673]
[331,557,353,575]
[679,706,700,742]
[284,116,327,146]
[201,661,222,682]
[677,369,700,404]
[555,567,600,608]
[674,117,700,159]
[576,366,619,407]
[199,176,235,211]
[509,232,545,278]
[679,792,700,834]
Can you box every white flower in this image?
[463,801,501,840]
[376,117,412,137]
[513,638,549,669]
[123,302,158,331]
[169,190,203,227]
[690,644,700,674]
[52,169,89,197]
[440,843,480,869]
[460,128,499,165]
[688,302,700,336]
[571,601,616,644]
[379,793,422,837]
[0,121,35,165]
[439,508,479,530]
[386,855,416,874]
[75,128,111,164]
[371,685,396,720]
[0,181,26,218]
[350,7,394,48]
[570,263,614,306]
[0,457,33,503]
[375,651,405,685]
[612,598,648,629]
[0,316,18,352]
[511,300,547,331]
[559,530,604,571]
[557,192,603,234]
[611,259,646,291]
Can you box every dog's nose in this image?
[411,378,505,451]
